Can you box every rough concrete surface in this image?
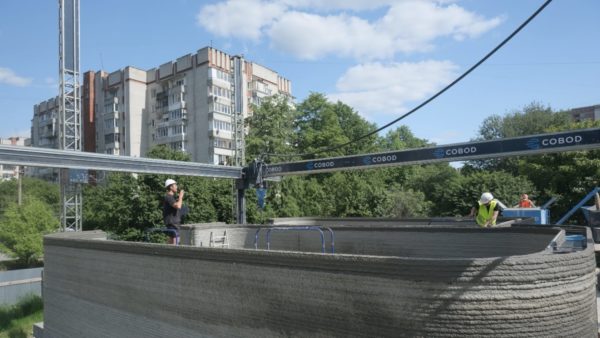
[40,226,597,337]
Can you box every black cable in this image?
[264,0,553,160]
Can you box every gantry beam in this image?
[0,145,242,179]
[265,128,600,176]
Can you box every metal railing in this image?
[254,226,335,254]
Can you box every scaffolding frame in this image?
[58,0,82,231]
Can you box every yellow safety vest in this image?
[476,200,497,227]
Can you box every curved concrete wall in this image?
[184,224,556,258]
[41,227,597,337]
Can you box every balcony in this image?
[208,93,231,104]
[208,111,232,122]
[104,126,119,134]
[104,96,118,105]
[40,117,57,126]
[209,128,232,139]
[168,101,185,111]
[41,129,57,138]
[169,84,185,94]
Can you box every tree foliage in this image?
[83,145,234,240]
[79,97,593,231]
[0,199,59,266]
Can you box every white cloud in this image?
[328,61,458,119]
[268,12,393,60]
[0,67,32,87]
[376,1,504,52]
[197,0,502,61]
[277,0,405,11]
[197,0,285,41]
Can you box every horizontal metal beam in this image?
[0,146,242,179]
[265,128,600,176]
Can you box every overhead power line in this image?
[265,0,554,160]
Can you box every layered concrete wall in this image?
[41,227,597,337]
[183,224,553,258]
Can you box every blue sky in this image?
[0,0,598,146]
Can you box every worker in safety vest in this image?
[469,192,501,227]
[514,193,536,208]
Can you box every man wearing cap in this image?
[163,179,184,244]
[469,192,500,228]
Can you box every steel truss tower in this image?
[231,56,245,168]
[231,56,246,223]
[58,0,82,231]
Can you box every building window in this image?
[217,155,229,165]
[171,125,186,135]
[104,118,118,129]
[156,127,168,138]
[169,141,185,151]
[168,108,185,120]
[104,133,120,144]
[210,86,231,99]
[210,68,231,82]
[212,119,232,131]
[213,138,231,149]
[211,102,231,115]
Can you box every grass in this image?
[0,261,43,272]
[0,295,43,338]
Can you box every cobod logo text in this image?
[313,161,335,168]
[541,135,582,146]
[445,146,477,156]
[311,161,335,169]
[371,155,397,163]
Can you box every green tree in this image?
[331,101,379,155]
[295,93,350,158]
[515,120,600,223]
[436,171,536,217]
[388,188,432,218]
[466,103,572,173]
[0,199,59,266]
[246,95,297,162]
[0,177,59,213]
[83,145,236,239]
[380,126,429,150]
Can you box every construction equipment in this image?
[502,197,557,224]
[209,230,229,248]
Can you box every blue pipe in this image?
[556,187,600,225]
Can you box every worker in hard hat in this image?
[469,192,501,228]
[163,178,184,244]
[514,194,536,208]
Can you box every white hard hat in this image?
[479,192,494,204]
[165,179,177,188]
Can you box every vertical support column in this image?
[232,56,246,223]
[59,0,82,231]
[236,182,246,225]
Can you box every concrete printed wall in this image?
[41,228,597,337]
[183,224,554,258]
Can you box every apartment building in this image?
[569,104,600,122]
[32,98,60,150]
[144,47,292,164]
[0,136,30,180]
[93,67,147,156]
[32,47,292,165]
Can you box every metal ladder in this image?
[209,230,229,248]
